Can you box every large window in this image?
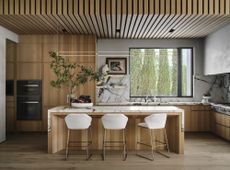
[130,48,193,97]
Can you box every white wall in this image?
[204,23,230,75]
[0,26,18,143]
[97,38,216,103]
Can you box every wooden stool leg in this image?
[102,129,106,160]
[123,129,127,161]
[85,128,93,160]
[164,128,170,154]
[65,129,70,160]
[150,129,154,161]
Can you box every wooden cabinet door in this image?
[178,106,191,132]
[17,63,42,80]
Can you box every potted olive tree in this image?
[49,51,99,107]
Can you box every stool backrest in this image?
[144,113,167,129]
[101,114,128,130]
[65,113,92,130]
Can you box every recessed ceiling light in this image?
[116,29,121,33]
[62,29,67,33]
[169,28,175,33]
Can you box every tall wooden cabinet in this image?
[13,35,96,132]
[6,40,17,133]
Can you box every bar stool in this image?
[65,113,92,160]
[101,114,128,161]
[136,113,170,161]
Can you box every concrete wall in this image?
[204,23,230,75]
[96,38,214,103]
[0,26,18,143]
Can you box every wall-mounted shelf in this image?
[96,85,126,89]
[108,75,126,78]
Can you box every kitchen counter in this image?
[211,103,230,115]
[48,105,184,154]
[97,101,204,106]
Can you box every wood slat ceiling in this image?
[0,0,230,38]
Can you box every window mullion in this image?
[177,48,182,97]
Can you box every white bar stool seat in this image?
[101,114,128,160]
[137,113,170,161]
[65,113,93,160]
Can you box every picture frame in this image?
[106,57,127,75]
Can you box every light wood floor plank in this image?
[0,133,229,170]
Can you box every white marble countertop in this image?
[96,101,204,106]
[48,106,184,131]
[210,103,230,115]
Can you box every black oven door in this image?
[17,96,42,120]
[17,80,41,96]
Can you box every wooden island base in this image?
[48,112,184,154]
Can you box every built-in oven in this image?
[17,80,41,96]
[17,96,42,120]
[17,80,42,120]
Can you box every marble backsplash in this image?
[96,72,230,104]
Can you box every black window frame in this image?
[129,47,194,98]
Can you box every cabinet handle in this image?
[22,101,39,104]
[23,85,39,87]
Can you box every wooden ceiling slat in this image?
[78,0,93,34]
[9,0,15,14]
[106,0,112,37]
[0,16,26,33]
[171,15,207,38]
[127,0,138,38]
[120,0,127,38]
[0,0,3,15]
[159,15,186,38]
[72,0,90,34]
[116,0,121,38]
[3,0,9,14]
[198,17,230,37]
[95,0,105,38]
[100,0,109,37]
[123,0,133,38]
[82,0,98,35]
[0,0,230,38]
[191,15,230,38]
[226,0,230,14]
[131,0,144,38]
[215,0,220,14]
[148,15,172,38]
[89,0,102,37]
[111,0,116,38]
[188,15,223,37]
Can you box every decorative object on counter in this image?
[71,95,93,107]
[201,91,211,104]
[49,51,99,106]
[106,57,127,75]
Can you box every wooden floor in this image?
[0,133,229,170]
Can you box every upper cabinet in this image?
[204,23,230,75]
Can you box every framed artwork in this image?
[106,58,127,75]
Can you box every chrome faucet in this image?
[145,96,149,103]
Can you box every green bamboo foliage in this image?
[130,49,143,95]
[171,49,177,95]
[157,49,170,95]
[140,49,156,96]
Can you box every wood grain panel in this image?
[13,34,96,132]
[17,63,42,80]
[49,113,184,154]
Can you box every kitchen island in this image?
[48,106,184,154]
